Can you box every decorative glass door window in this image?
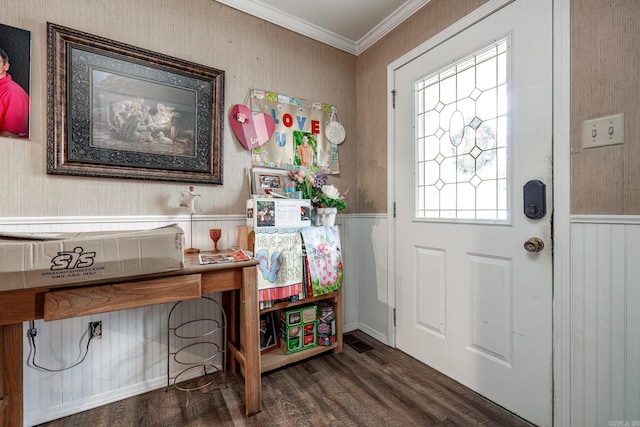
[414,38,509,222]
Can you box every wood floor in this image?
[37,330,534,427]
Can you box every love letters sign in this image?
[232,90,336,171]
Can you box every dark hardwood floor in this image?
[38,330,534,426]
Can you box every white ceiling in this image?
[215,0,431,55]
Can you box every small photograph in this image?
[259,312,278,353]
[293,131,317,167]
[256,200,275,227]
[259,174,282,189]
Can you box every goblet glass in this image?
[209,228,222,252]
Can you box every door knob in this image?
[524,237,544,252]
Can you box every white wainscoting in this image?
[0,214,390,426]
[338,214,390,344]
[571,216,640,427]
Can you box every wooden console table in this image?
[0,255,260,427]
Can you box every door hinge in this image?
[393,202,396,218]
[391,89,396,109]
[393,308,397,327]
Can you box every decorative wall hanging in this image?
[248,89,340,174]
[229,104,275,150]
[325,106,345,145]
[46,23,225,184]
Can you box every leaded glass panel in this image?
[414,38,509,221]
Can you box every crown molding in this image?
[216,0,430,56]
[357,0,431,54]
[215,0,356,54]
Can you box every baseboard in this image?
[343,321,359,334]
[26,377,165,426]
[26,367,214,426]
[349,322,391,346]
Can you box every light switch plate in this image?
[582,113,624,149]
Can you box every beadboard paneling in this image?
[338,214,390,343]
[571,218,640,426]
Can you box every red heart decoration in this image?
[229,104,275,150]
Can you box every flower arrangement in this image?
[316,184,346,211]
[288,167,346,211]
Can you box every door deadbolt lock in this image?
[523,180,546,220]
[524,237,544,252]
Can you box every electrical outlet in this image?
[89,321,102,339]
[582,113,624,149]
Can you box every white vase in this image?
[315,207,337,226]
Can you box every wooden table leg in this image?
[221,291,237,374]
[240,265,261,416]
[0,323,23,427]
[334,287,343,353]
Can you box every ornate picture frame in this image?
[47,23,225,184]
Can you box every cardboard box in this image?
[0,224,184,292]
[279,305,317,354]
[236,225,255,252]
[248,198,312,229]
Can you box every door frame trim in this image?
[552,1,571,425]
[385,1,571,425]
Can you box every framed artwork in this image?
[0,23,30,139]
[251,166,291,197]
[46,23,225,183]
[259,312,278,354]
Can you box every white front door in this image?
[391,1,552,425]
